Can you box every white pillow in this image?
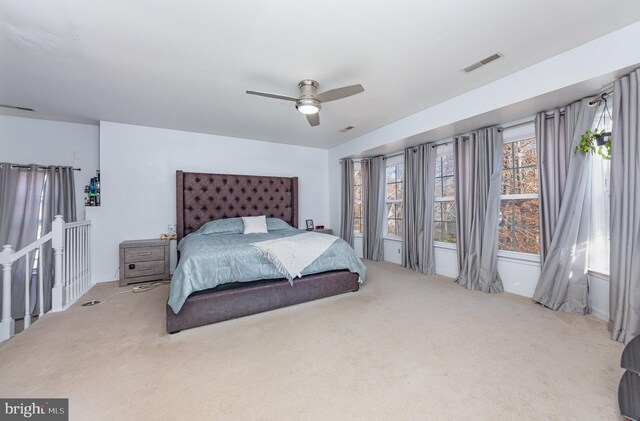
[242,215,268,234]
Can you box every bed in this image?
[166,171,364,333]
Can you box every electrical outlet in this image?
[397,248,401,254]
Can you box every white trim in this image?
[502,122,535,143]
[588,269,610,281]
[383,236,402,242]
[500,193,538,200]
[497,249,540,264]
[435,196,455,202]
[591,307,608,322]
[434,241,457,250]
[385,154,403,166]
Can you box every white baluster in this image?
[51,216,65,312]
[74,227,78,299]
[65,228,70,303]
[81,226,85,292]
[0,245,15,341]
[38,244,44,318]
[24,251,31,329]
[88,224,92,289]
[83,225,88,291]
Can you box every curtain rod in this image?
[2,164,81,171]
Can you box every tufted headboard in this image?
[176,171,298,242]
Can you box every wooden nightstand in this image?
[314,228,333,235]
[119,239,170,287]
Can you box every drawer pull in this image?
[137,267,152,271]
[137,252,153,256]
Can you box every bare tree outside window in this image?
[499,138,540,254]
[434,152,456,243]
[354,167,362,234]
[385,164,404,237]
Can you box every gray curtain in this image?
[339,159,355,247]
[609,68,640,343]
[40,166,77,313]
[361,157,385,261]
[533,99,596,314]
[454,127,504,292]
[0,163,46,319]
[536,100,595,263]
[402,145,436,274]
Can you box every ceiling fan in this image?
[246,80,364,127]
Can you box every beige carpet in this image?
[0,261,624,420]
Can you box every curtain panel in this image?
[0,164,46,318]
[402,145,436,274]
[361,157,385,261]
[609,68,640,344]
[40,166,78,313]
[454,127,503,293]
[0,163,76,318]
[339,159,355,247]
[533,99,596,314]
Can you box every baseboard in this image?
[503,285,535,298]
[591,306,608,322]
[62,283,96,310]
[435,270,458,279]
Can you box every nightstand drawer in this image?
[125,246,165,263]
[124,260,165,278]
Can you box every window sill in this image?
[497,250,540,264]
[434,241,457,250]
[588,268,610,279]
[383,236,402,242]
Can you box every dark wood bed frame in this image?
[167,170,360,333]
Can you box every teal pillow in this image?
[196,218,244,235]
[266,218,294,231]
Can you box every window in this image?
[385,163,404,237]
[589,103,612,274]
[354,164,362,234]
[499,136,540,254]
[434,147,456,243]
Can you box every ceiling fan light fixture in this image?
[297,104,319,115]
[296,98,321,115]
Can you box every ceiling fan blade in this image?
[316,84,364,103]
[306,113,320,127]
[246,90,298,101]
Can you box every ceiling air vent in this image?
[0,104,35,112]
[339,126,355,133]
[462,53,503,73]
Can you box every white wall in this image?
[90,121,330,282]
[0,115,100,220]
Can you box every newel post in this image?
[0,244,15,341]
[51,215,65,312]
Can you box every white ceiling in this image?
[1,1,640,149]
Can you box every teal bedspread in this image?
[168,228,366,314]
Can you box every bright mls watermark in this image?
[0,399,68,420]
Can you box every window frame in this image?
[384,156,404,239]
[498,123,540,258]
[434,143,456,246]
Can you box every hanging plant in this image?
[575,129,611,160]
[575,93,612,160]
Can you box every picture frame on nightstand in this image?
[305,219,314,231]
